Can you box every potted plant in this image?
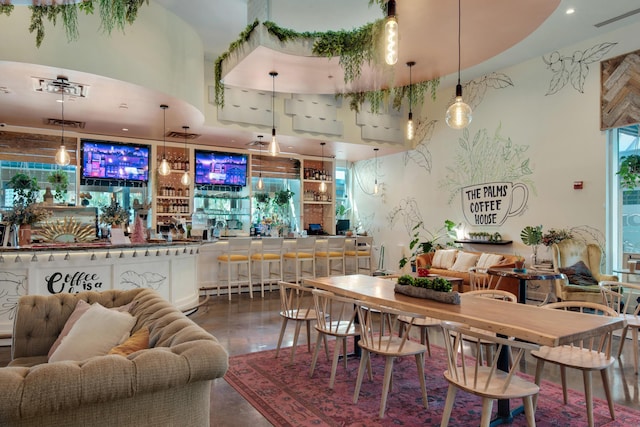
[273,189,294,207]
[99,201,130,228]
[617,154,640,189]
[9,172,40,205]
[520,225,543,265]
[47,170,69,203]
[398,219,457,270]
[3,201,52,246]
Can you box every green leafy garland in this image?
[214,19,439,113]
[2,0,148,48]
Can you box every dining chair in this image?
[309,289,361,388]
[283,236,317,283]
[353,299,428,418]
[250,237,284,297]
[344,235,373,275]
[469,267,502,290]
[531,301,617,427]
[217,237,252,300]
[462,289,517,365]
[315,236,346,277]
[275,281,318,363]
[440,321,540,427]
[600,280,640,374]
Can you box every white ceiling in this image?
[1,0,640,161]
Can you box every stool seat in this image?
[283,236,316,283]
[218,254,250,262]
[217,237,252,300]
[251,237,284,297]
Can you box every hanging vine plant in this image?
[214,13,440,113]
[2,0,148,48]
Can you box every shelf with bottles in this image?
[156,147,190,172]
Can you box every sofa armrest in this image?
[416,253,435,267]
[594,273,618,282]
[0,340,228,420]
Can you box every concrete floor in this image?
[3,290,640,426]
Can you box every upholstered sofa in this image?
[416,249,519,294]
[0,288,228,427]
[551,239,618,303]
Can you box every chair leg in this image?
[560,366,568,404]
[291,321,303,363]
[353,349,370,404]
[423,326,432,357]
[600,368,615,420]
[379,356,396,418]
[633,328,639,375]
[583,370,594,427]
[275,317,288,359]
[533,359,545,410]
[227,262,232,301]
[617,326,628,358]
[415,353,428,409]
[329,338,343,389]
[480,398,494,427]
[440,385,457,427]
[309,332,323,377]
[306,320,312,353]
[522,395,536,427]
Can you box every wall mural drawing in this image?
[353,157,382,198]
[439,125,534,226]
[405,73,514,174]
[0,271,27,321]
[120,270,166,291]
[543,42,617,95]
[387,197,424,235]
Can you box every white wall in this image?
[353,19,640,273]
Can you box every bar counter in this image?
[0,241,202,341]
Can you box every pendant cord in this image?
[457,0,461,85]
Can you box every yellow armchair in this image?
[551,239,618,303]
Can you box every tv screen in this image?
[81,140,150,182]
[194,150,248,186]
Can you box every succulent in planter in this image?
[47,170,69,202]
[617,154,640,189]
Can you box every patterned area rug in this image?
[225,341,640,427]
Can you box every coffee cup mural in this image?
[461,182,529,226]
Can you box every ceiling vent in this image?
[166,131,200,140]
[45,118,86,129]
[33,76,88,98]
[594,7,640,28]
[246,139,269,147]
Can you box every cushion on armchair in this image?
[558,260,599,287]
[450,252,480,272]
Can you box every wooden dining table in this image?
[302,274,626,425]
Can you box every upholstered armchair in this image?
[551,239,618,303]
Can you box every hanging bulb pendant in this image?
[55,144,71,166]
[406,112,415,140]
[446,84,472,129]
[159,157,171,176]
[257,176,264,190]
[385,0,398,65]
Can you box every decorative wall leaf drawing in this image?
[0,271,27,320]
[387,198,423,235]
[543,42,617,95]
[353,156,382,197]
[438,124,535,205]
[120,270,166,290]
[446,72,514,110]
[403,118,437,172]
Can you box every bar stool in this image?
[344,235,373,275]
[283,236,316,283]
[315,236,346,276]
[250,237,284,297]
[217,237,252,300]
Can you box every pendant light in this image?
[406,61,415,140]
[268,71,280,156]
[373,148,379,194]
[180,125,191,186]
[256,135,264,190]
[446,0,472,130]
[158,104,171,176]
[54,77,71,166]
[319,142,327,193]
[384,0,398,65]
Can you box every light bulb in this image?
[374,181,379,194]
[268,130,280,156]
[319,180,327,193]
[158,157,171,176]
[55,144,71,166]
[257,176,264,190]
[446,84,473,130]
[181,170,191,186]
[406,112,414,140]
[384,17,398,65]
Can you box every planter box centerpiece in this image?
[394,274,461,305]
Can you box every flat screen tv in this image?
[194,150,248,186]
[81,140,150,182]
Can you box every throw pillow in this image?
[476,253,504,269]
[49,303,136,363]
[559,260,599,287]
[108,326,150,357]
[450,252,480,272]
[431,249,458,269]
[47,300,135,358]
